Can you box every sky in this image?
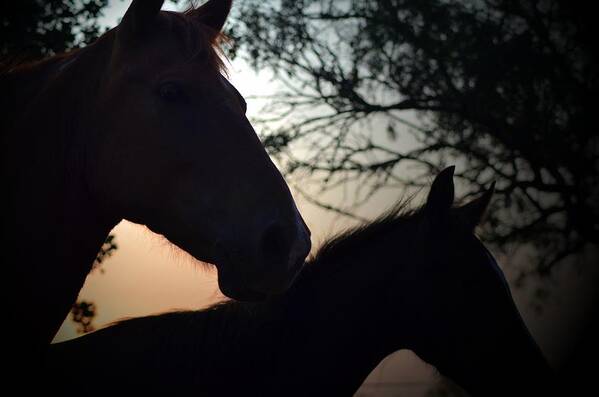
[51,1,599,395]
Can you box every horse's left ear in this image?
[192,0,233,35]
[456,182,496,230]
[120,0,164,37]
[425,166,456,217]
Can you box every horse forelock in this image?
[164,9,229,75]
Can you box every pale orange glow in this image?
[54,220,223,342]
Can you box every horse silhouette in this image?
[47,167,555,395]
[1,0,310,375]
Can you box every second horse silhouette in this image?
[46,168,554,396]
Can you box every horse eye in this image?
[157,82,187,103]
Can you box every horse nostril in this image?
[261,222,291,264]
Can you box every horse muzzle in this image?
[215,212,311,301]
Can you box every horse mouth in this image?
[213,254,265,301]
[214,245,302,302]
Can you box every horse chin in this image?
[217,278,270,302]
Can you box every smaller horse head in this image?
[85,0,311,300]
[384,167,553,395]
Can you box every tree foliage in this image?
[69,235,117,333]
[70,301,97,334]
[1,0,110,62]
[228,0,598,275]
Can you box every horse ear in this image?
[456,182,496,229]
[192,0,233,35]
[120,0,164,37]
[425,166,455,216]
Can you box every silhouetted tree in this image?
[92,234,118,274]
[69,236,118,334]
[228,0,598,276]
[70,301,97,334]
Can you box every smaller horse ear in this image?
[192,0,233,35]
[456,182,496,230]
[120,0,164,37]
[425,166,455,216]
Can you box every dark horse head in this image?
[385,167,553,395]
[2,0,310,373]
[86,0,310,299]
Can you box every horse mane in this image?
[166,8,230,75]
[0,50,76,76]
[293,194,423,287]
[0,51,76,144]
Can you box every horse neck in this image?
[195,227,412,393]
[3,33,119,351]
[267,275,405,394]
[1,50,88,151]
[5,34,119,235]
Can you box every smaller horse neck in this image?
[270,248,408,394]
[47,219,413,395]
[47,213,557,395]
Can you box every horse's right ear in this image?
[191,0,234,35]
[120,0,164,38]
[425,166,455,216]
